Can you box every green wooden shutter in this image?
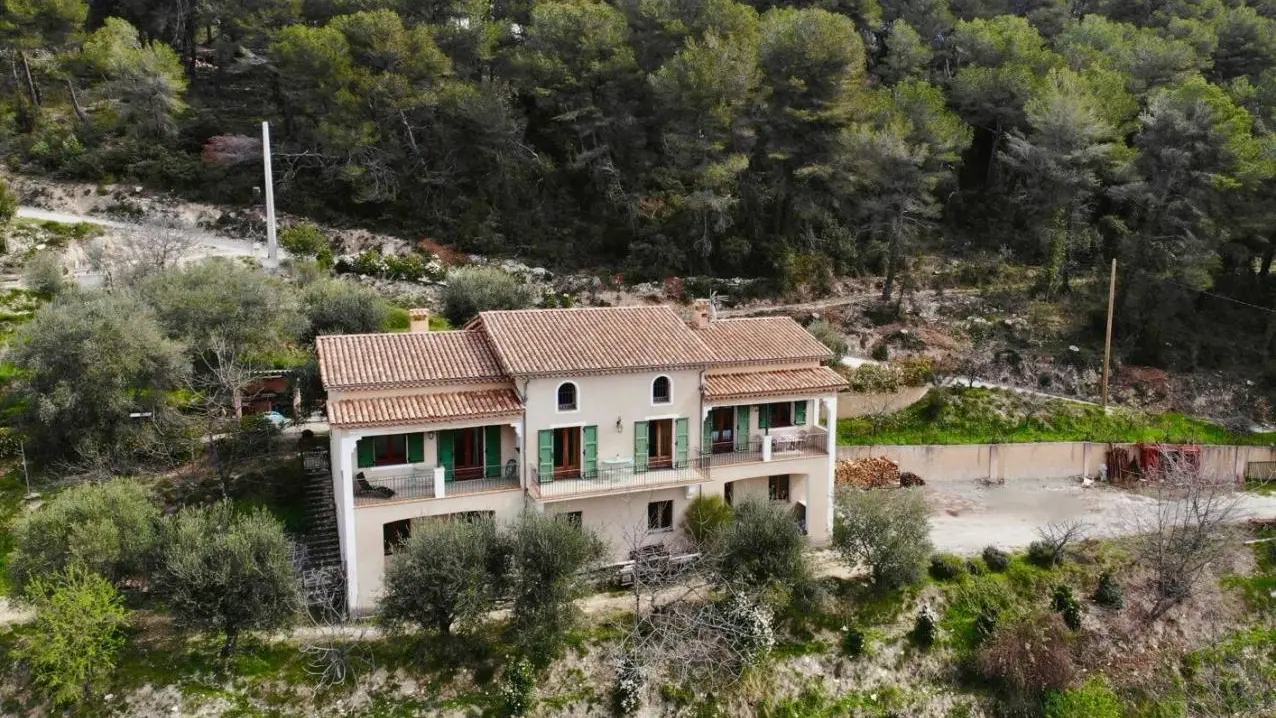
[583,425,598,478]
[794,401,807,425]
[702,414,712,453]
[675,418,689,468]
[538,430,554,482]
[485,425,502,478]
[357,437,375,468]
[634,421,649,472]
[407,432,425,463]
[734,406,750,450]
[758,404,769,430]
[437,430,455,480]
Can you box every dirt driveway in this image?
[925,476,1276,554]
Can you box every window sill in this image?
[647,527,673,534]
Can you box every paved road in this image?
[16,205,284,266]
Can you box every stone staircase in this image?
[297,449,346,615]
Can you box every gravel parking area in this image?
[925,476,1276,554]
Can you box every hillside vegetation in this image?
[838,386,1276,445]
[6,0,1276,379]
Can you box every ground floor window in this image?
[647,500,673,531]
[557,511,583,528]
[724,481,734,507]
[769,475,790,502]
[383,518,411,555]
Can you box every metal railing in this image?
[354,463,521,506]
[531,459,702,499]
[697,431,829,468]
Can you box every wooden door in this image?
[648,419,673,469]
[554,426,581,479]
[711,408,735,454]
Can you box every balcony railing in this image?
[531,459,703,499]
[354,463,521,506]
[697,430,829,469]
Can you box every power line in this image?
[1161,278,1276,315]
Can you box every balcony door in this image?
[453,427,484,480]
[648,419,673,470]
[554,426,581,479]
[710,408,735,454]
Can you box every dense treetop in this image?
[6,0,1276,369]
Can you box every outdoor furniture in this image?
[355,473,395,498]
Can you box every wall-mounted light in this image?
[427,431,435,440]
[615,416,623,433]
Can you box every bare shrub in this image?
[1033,519,1088,567]
[94,222,195,287]
[977,612,1076,708]
[1131,463,1240,621]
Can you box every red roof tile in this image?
[473,306,717,376]
[703,366,847,400]
[316,331,503,390]
[694,318,833,366]
[327,388,524,428]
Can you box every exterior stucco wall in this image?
[543,487,697,562]
[524,370,704,472]
[351,489,527,612]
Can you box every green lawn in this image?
[838,387,1276,446]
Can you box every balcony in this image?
[698,429,829,469]
[354,463,521,506]
[530,460,704,500]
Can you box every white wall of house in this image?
[523,369,704,472]
[543,486,696,561]
[350,490,527,612]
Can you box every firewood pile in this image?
[835,457,902,488]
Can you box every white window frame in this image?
[555,380,580,413]
[651,375,673,406]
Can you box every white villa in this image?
[316,301,846,612]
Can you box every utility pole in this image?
[262,121,278,263]
[1101,258,1117,410]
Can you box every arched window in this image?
[652,376,671,404]
[557,382,578,411]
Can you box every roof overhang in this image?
[328,388,525,429]
[702,366,848,401]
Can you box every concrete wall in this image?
[351,489,528,611]
[836,442,1276,485]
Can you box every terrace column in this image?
[331,432,360,613]
[510,422,523,489]
[818,395,838,542]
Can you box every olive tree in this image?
[507,510,605,664]
[833,488,933,591]
[9,479,159,592]
[379,515,507,637]
[301,278,393,341]
[152,502,300,655]
[716,499,810,598]
[6,291,189,466]
[440,266,536,326]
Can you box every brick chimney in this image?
[689,298,712,330]
[409,308,431,333]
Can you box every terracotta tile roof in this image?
[703,366,847,400]
[316,331,504,390]
[694,318,834,365]
[472,306,718,376]
[328,388,524,428]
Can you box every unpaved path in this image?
[16,205,283,266]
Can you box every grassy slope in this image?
[838,386,1276,446]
